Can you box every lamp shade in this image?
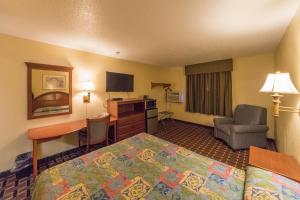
[81,81,95,91]
[260,72,299,94]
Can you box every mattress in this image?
[32,133,245,200]
[244,166,300,200]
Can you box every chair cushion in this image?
[231,124,269,133]
[215,124,231,135]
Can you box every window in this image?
[185,59,232,116]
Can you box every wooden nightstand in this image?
[249,146,300,182]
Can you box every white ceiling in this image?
[0,0,299,66]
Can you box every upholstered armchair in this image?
[213,104,268,150]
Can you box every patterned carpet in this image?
[0,120,276,199]
[156,120,276,170]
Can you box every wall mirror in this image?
[26,62,73,119]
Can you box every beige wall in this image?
[164,54,274,138]
[0,34,167,171]
[274,8,300,162]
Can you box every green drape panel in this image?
[185,59,233,75]
[186,71,232,116]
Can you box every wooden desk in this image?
[28,117,117,177]
[249,146,300,182]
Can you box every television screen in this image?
[106,72,134,92]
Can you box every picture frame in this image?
[42,74,66,90]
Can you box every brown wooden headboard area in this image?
[32,92,69,111]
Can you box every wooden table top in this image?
[249,146,300,182]
[28,117,116,140]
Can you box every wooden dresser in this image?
[108,99,145,141]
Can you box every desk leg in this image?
[33,140,38,177]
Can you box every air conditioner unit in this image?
[167,91,184,103]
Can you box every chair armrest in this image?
[213,117,234,125]
[231,124,269,133]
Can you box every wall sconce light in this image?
[81,81,95,103]
[260,71,299,117]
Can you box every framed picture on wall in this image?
[42,74,66,90]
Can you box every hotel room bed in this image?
[32,133,300,200]
[244,166,300,200]
[32,133,245,199]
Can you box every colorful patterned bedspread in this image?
[244,166,300,200]
[32,133,245,200]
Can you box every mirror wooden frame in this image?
[26,62,73,119]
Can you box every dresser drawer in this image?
[117,126,145,142]
[116,112,145,141]
[118,113,145,126]
[118,120,145,135]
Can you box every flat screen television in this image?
[106,72,134,92]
